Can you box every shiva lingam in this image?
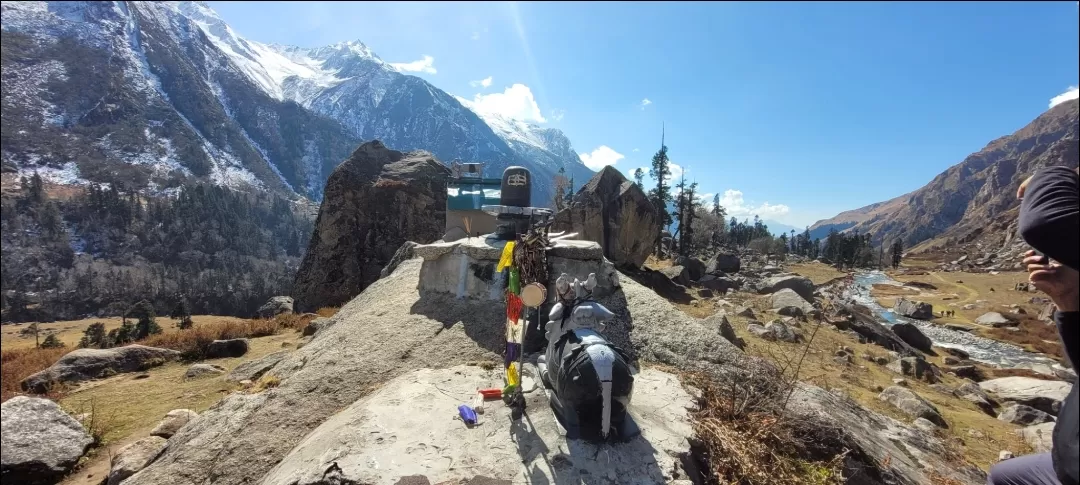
[537,273,638,441]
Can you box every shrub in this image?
[40,334,65,349]
[1,346,69,402]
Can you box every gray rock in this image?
[912,417,938,433]
[698,274,739,292]
[893,378,909,386]
[659,265,690,286]
[758,275,815,300]
[894,299,933,320]
[552,166,662,269]
[943,356,961,366]
[205,339,250,359]
[301,317,333,337]
[746,323,774,341]
[706,314,744,350]
[1016,422,1055,453]
[776,306,804,318]
[886,357,937,383]
[226,351,289,383]
[998,450,1014,461]
[21,345,180,393]
[930,384,955,395]
[150,409,199,438]
[675,255,706,281]
[1,396,93,484]
[765,319,801,343]
[257,296,294,319]
[948,365,983,382]
[942,347,970,360]
[769,288,815,313]
[380,241,418,278]
[705,251,740,274]
[955,382,997,416]
[878,386,947,427]
[979,377,1070,415]
[108,436,168,485]
[891,323,932,353]
[962,304,976,310]
[975,312,1017,328]
[184,364,226,379]
[997,404,1055,426]
[292,141,451,312]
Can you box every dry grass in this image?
[315,307,340,318]
[644,254,674,271]
[787,262,850,286]
[1,346,70,402]
[1,315,250,351]
[985,319,1065,361]
[1,314,312,403]
[58,332,295,444]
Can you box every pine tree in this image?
[890,239,904,269]
[40,334,65,348]
[28,171,46,206]
[648,127,673,228]
[633,168,645,190]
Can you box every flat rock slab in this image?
[261,365,694,485]
[413,237,604,262]
[979,377,1070,415]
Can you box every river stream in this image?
[847,271,1055,369]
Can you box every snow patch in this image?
[16,160,85,186]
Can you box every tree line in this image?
[1,173,313,322]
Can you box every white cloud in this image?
[632,148,640,152]
[549,108,565,122]
[579,146,625,170]
[390,55,437,74]
[466,84,547,122]
[1049,86,1079,108]
[697,192,715,203]
[471,31,481,40]
[669,162,686,179]
[719,189,790,219]
[470,76,493,89]
[640,98,652,110]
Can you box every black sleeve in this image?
[1018,166,1079,271]
[1057,311,1080,372]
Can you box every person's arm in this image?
[1018,166,1079,271]
[1057,311,1080,371]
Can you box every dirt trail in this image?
[929,271,978,305]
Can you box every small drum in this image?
[520,282,547,308]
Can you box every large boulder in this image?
[107,436,168,485]
[894,299,933,320]
[769,288,815,313]
[675,256,706,281]
[699,274,739,292]
[205,339,249,359]
[758,275,814,300]
[878,386,947,427]
[21,345,180,393]
[150,409,199,438]
[551,165,661,269]
[979,377,1070,415]
[765,319,801,343]
[997,404,1054,426]
[1016,422,1056,453]
[890,323,933,353]
[975,312,1016,328]
[184,364,225,379]
[659,265,690,286]
[226,351,289,383]
[257,296,294,319]
[292,141,451,311]
[707,314,744,349]
[1,396,94,484]
[705,251,740,274]
[955,382,997,416]
[886,357,938,383]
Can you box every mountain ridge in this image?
[809,99,1079,249]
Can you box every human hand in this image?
[1024,253,1080,312]
[1017,174,1034,200]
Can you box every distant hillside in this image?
[809,99,1078,249]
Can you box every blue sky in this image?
[209,1,1080,228]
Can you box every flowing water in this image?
[847,271,1055,368]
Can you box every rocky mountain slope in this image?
[0,1,595,202]
[810,99,1079,248]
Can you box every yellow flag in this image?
[496,241,516,272]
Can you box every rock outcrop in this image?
[1017,422,1056,453]
[292,141,451,311]
[878,386,947,427]
[891,323,933,353]
[757,275,814,300]
[205,339,249,359]
[552,166,661,269]
[887,356,938,383]
[107,436,168,485]
[257,296,294,319]
[22,345,180,393]
[705,251,740,274]
[894,299,933,320]
[979,377,1070,415]
[226,351,289,383]
[184,364,226,379]
[997,404,1054,426]
[1,396,94,484]
[675,255,706,281]
[975,312,1016,327]
[150,409,199,439]
[770,288,815,313]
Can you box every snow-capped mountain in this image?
[1,1,595,203]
